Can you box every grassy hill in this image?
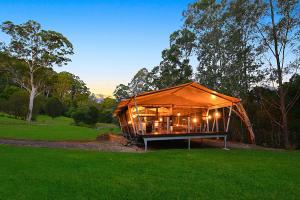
[0,115,120,141]
[0,145,299,199]
[0,114,299,199]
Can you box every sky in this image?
[0,0,193,96]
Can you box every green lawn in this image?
[0,145,299,200]
[0,115,120,141]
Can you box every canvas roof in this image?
[114,82,240,115]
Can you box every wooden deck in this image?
[138,132,228,151]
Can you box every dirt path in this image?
[0,138,142,152]
[198,139,282,150]
[0,136,280,152]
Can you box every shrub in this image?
[72,107,88,125]
[0,98,8,113]
[44,97,64,118]
[72,106,99,125]
[64,106,77,118]
[87,106,99,125]
[6,91,29,119]
[0,85,21,99]
[98,109,114,123]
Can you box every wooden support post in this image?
[128,106,137,136]
[226,105,233,132]
[188,117,191,133]
[133,95,144,135]
[124,114,132,139]
[167,117,170,133]
[206,109,210,132]
[117,116,124,135]
[212,118,215,132]
[235,102,255,143]
[215,108,219,132]
[199,122,202,133]
[223,108,226,131]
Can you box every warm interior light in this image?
[159,117,163,122]
[208,115,212,120]
[193,118,197,123]
[214,112,221,118]
[177,113,181,116]
[211,94,216,99]
[176,124,179,127]
[132,114,136,118]
[154,121,159,127]
[128,121,132,124]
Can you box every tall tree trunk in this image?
[26,68,36,122]
[27,87,36,122]
[270,0,289,148]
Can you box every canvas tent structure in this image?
[114,82,254,150]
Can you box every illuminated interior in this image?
[114,82,255,143]
[118,106,226,135]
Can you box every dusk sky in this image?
[0,0,193,96]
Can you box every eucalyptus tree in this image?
[113,68,151,102]
[184,0,228,91]
[183,0,264,97]
[54,71,74,102]
[1,20,73,121]
[52,71,90,106]
[149,29,195,90]
[128,68,152,94]
[113,84,131,102]
[221,0,264,97]
[255,0,300,148]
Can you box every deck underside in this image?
[136,132,228,151]
[138,132,227,138]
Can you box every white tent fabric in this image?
[114,82,255,143]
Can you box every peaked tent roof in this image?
[114,82,240,115]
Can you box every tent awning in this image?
[114,82,241,115]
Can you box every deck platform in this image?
[138,132,228,151]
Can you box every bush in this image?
[0,98,8,113]
[98,109,114,123]
[64,106,77,118]
[72,106,99,125]
[45,97,64,118]
[0,85,21,99]
[6,91,29,119]
[72,107,87,125]
[87,106,99,125]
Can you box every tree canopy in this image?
[1,20,74,121]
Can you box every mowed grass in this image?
[0,145,299,200]
[0,115,120,141]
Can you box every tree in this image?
[184,0,227,91]
[54,71,73,102]
[183,0,263,97]
[113,68,151,101]
[221,0,264,97]
[6,90,29,119]
[53,71,90,106]
[45,97,64,118]
[98,97,117,123]
[1,20,73,122]
[149,29,194,90]
[113,84,131,102]
[128,68,152,94]
[72,106,99,125]
[255,0,300,148]
[0,52,13,93]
